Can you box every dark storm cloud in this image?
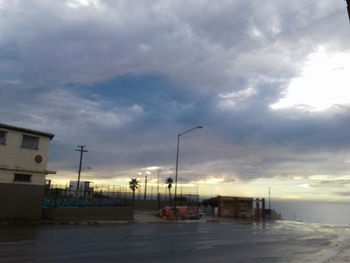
[312,180,350,188]
[1,0,350,182]
[333,191,350,197]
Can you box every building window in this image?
[0,130,6,145]
[21,135,39,149]
[14,174,32,182]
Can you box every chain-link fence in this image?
[43,181,200,208]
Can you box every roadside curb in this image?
[0,216,220,226]
[0,220,132,225]
[133,218,220,224]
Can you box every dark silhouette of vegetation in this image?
[129,178,140,205]
[201,196,219,207]
[165,177,173,206]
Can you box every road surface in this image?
[1,220,349,263]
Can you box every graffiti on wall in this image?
[159,206,201,220]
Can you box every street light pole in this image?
[157,170,160,209]
[174,134,181,210]
[174,126,203,212]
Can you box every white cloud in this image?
[218,87,257,109]
[247,26,264,40]
[66,0,100,9]
[271,47,350,112]
[219,87,257,100]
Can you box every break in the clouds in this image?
[1,0,350,195]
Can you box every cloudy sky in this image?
[1,0,350,200]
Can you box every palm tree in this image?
[129,178,140,205]
[165,177,174,206]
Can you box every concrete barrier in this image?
[0,183,44,220]
[133,200,168,210]
[133,200,198,210]
[42,207,133,221]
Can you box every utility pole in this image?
[75,145,88,196]
[144,176,147,200]
[269,187,271,210]
[157,170,160,209]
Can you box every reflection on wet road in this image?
[1,220,349,263]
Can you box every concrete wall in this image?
[42,207,134,221]
[133,199,198,210]
[0,183,44,220]
[133,200,169,210]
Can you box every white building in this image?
[0,122,55,220]
[69,181,94,192]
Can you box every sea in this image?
[272,199,350,225]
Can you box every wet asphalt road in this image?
[0,220,348,263]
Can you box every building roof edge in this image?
[0,122,55,140]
